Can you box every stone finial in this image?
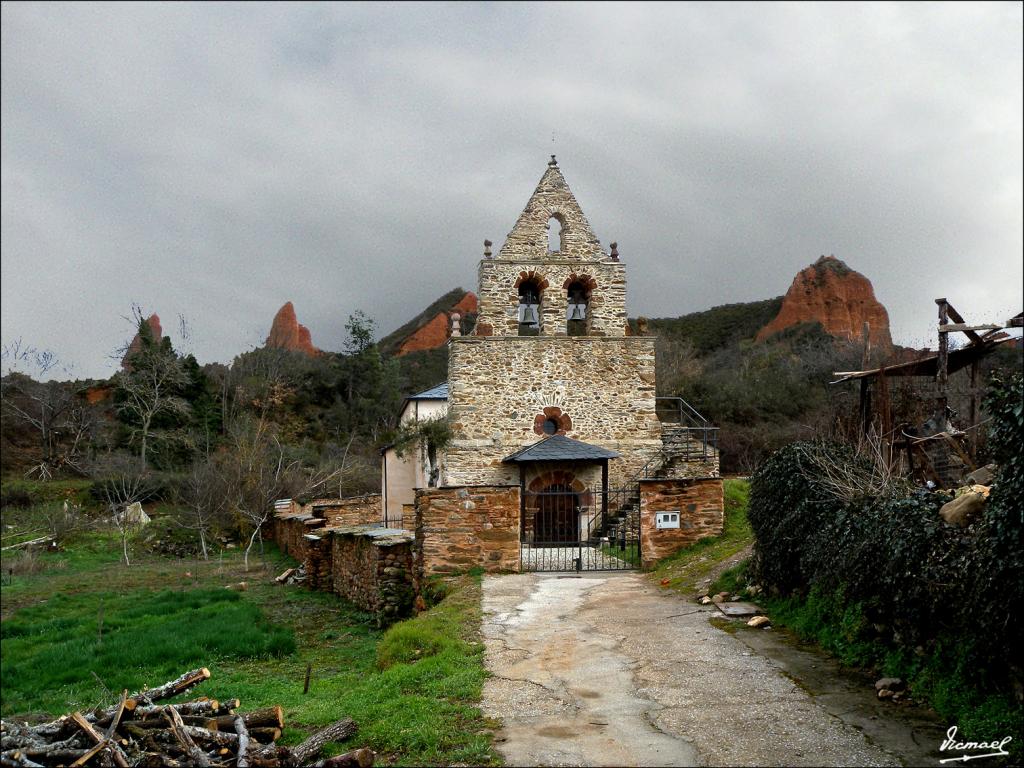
[610,241,619,260]
[450,312,461,338]
[484,239,492,258]
[548,154,558,167]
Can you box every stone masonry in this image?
[639,478,724,569]
[446,336,662,488]
[415,486,520,576]
[272,512,414,626]
[308,493,381,527]
[475,161,627,338]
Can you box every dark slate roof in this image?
[407,382,448,400]
[503,435,621,463]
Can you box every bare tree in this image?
[174,459,229,559]
[220,415,341,570]
[1,342,94,478]
[655,336,703,397]
[92,456,148,566]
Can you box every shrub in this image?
[749,372,1023,722]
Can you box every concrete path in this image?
[481,573,939,767]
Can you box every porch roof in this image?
[502,434,621,463]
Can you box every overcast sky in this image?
[2,1,1021,380]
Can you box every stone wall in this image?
[475,259,627,338]
[272,513,325,562]
[271,512,414,626]
[446,336,662,488]
[309,494,382,527]
[639,478,724,569]
[415,486,520,576]
[331,528,415,626]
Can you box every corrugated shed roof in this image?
[408,382,449,400]
[503,435,621,463]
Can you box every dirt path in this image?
[481,572,943,767]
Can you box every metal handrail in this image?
[655,396,709,428]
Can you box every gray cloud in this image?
[2,1,1021,378]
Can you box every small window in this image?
[542,418,559,435]
[547,217,563,252]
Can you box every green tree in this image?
[115,315,191,471]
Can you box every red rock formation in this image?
[84,385,113,404]
[121,314,163,369]
[756,256,893,350]
[265,302,321,356]
[397,292,478,356]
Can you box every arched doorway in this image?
[535,483,579,544]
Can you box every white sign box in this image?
[656,511,680,529]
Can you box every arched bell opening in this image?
[517,278,543,336]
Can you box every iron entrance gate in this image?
[520,486,640,572]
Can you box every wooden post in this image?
[859,378,871,436]
[936,298,949,416]
[969,359,980,459]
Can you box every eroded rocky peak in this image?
[265,302,321,356]
[121,313,163,369]
[756,256,893,350]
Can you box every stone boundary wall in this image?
[272,511,414,626]
[331,529,414,625]
[272,513,325,562]
[415,486,520,576]
[639,478,724,569]
[308,493,382,527]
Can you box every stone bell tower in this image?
[443,157,663,489]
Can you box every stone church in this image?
[383,157,723,572]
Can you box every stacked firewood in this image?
[1,668,373,768]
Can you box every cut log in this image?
[131,668,211,707]
[213,706,283,732]
[105,690,128,740]
[275,568,296,583]
[162,707,210,768]
[131,699,222,720]
[287,718,356,766]
[249,727,282,744]
[235,716,251,768]
[0,749,46,767]
[316,748,375,768]
[70,711,130,768]
[179,725,238,747]
[215,699,241,715]
[123,716,219,731]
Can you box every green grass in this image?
[0,533,497,766]
[598,541,641,567]
[707,558,750,596]
[760,587,1023,750]
[650,478,752,593]
[1,477,95,508]
[1,589,295,715]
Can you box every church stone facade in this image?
[413,158,721,573]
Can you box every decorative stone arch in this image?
[527,469,587,497]
[513,269,550,292]
[561,273,597,293]
[533,405,573,436]
[524,469,594,544]
[563,273,597,336]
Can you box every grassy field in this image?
[650,478,753,594]
[0,531,498,766]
